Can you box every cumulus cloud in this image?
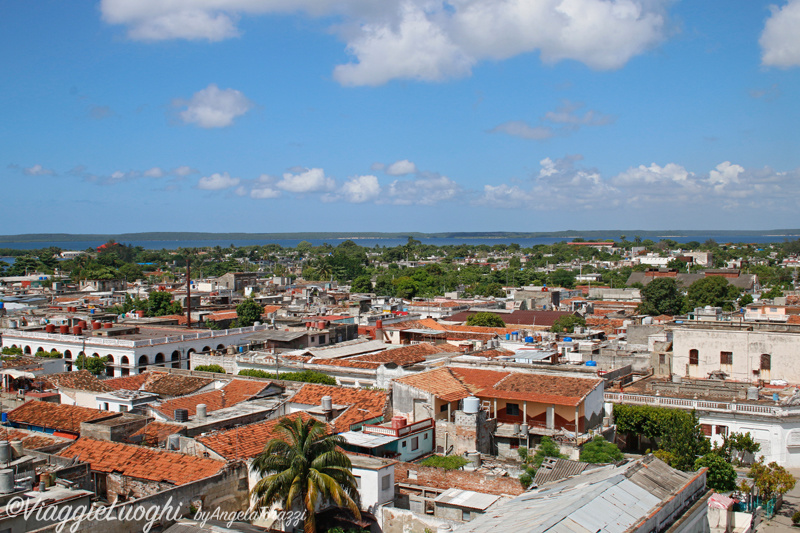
[143,167,165,178]
[197,172,240,190]
[173,165,198,176]
[23,164,55,176]
[385,159,417,176]
[339,175,382,202]
[250,186,282,199]
[760,0,800,68]
[489,121,554,140]
[490,101,613,141]
[386,173,461,205]
[100,0,671,86]
[174,84,253,128]
[275,168,335,193]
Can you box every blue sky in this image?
[2,0,799,234]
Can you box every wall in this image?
[32,463,250,533]
[80,417,149,443]
[352,464,395,513]
[379,505,456,533]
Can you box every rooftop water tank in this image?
[520,423,529,435]
[45,324,55,333]
[391,416,407,429]
[586,361,597,367]
[174,409,189,422]
[196,404,207,421]
[321,396,332,411]
[524,336,534,343]
[59,325,69,334]
[564,337,573,342]
[0,469,13,494]
[463,396,480,414]
[747,387,759,401]
[0,442,9,465]
[9,441,22,459]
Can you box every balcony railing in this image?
[362,418,434,438]
[604,391,800,417]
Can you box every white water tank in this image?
[321,396,332,411]
[463,396,480,414]
[196,404,207,421]
[520,423,529,435]
[9,441,22,459]
[0,442,9,464]
[0,469,13,494]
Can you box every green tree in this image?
[465,312,506,328]
[739,293,754,307]
[146,291,182,317]
[749,460,796,500]
[713,432,761,465]
[76,354,108,375]
[250,415,361,533]
[550,315,586,333]
[762,286,784,299]
[236,298,264,327]
[518,437,567,486]
[686,276,741,311]
[579,436,623,464]
[638,278,686,316]
[695,453,737,492]
[350,275,373,293]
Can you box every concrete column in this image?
[575,406,580,433]
[447,402,451,422]
[523,401,527,424]
[493,398,497,418]
[546,405,555,430]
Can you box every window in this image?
[701,424,713,437]
[506,403,520,416]
[411,437,419,451]
[119,405,128,413]
[381,475,391,491]
[720,351,733,365]
[761,354,771,371]
[424,433,428,440]
[659,354,666,364]
[310,336,315,342]
[689,349,699,365]
[401,441,407,448]
[319,335,326,343]
[462,510,472,521]
[510,440,520,449]
[715,425,728,436]
[440,404,448,412]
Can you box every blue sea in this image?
[0,233,798,253]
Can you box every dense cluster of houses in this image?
[0,255,797,532]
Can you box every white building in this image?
[0,324,272,377]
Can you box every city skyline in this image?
[2,1,799,233]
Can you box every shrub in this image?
[419,455,469,470]
[194,364,226,374]
[238,369,337,386]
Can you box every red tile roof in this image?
[8,401,113,434]
[289,384,389,432]
[41,370,114,393]
[0,428,68,450]
[394,461,524,496]
[395,367,602,406]
[104,372,215,397]
[128,421,186,447]
[196,412,327,460]
[57,438,224,485]
[154,379,271,419]
[352,343,461,366]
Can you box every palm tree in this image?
[250,416,361,533]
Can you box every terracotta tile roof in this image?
[396,367,602,406]
[154,379,271,419]
[307,358,381,369]
[407,301,465,308]
[289,384,389,432]
[394,461,524,496]
[0,428,68,450]
[480,372,602,406]
[57,438,225,485]
[8,401,113,434]
[104,372,215,398]
[352,343,461,366]
[206,310,238,321]
[263,305,282,314]
[196,412,327,460]
[471,348,515,359]
[128,421,186,447]
[443,331,497,341]
[103,373,150,391]
[41,370,113,393]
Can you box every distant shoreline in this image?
[1,229,799,244]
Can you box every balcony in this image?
[362,418,434,438]
[604,391,800,417]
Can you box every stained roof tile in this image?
[8,401,113,434]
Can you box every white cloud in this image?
[143,167,165,178]
[489,121,554,140]
[175,84,253,128]
[385,159,417,176]
[173,165,198,176]
[250,186,282,199]
[101,0,671,86]
[386,173,461,205]
[542,101,615,127]
[276,168,335,193]
[340,175,382,202]
[760,0,800,68]
[197,172,240,190]
[23,164,55,176]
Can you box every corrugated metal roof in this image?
[434,488,500,510]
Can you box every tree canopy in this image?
[579,436,623,464]
[638,278,686,316]
[686,276,741,311]
[550,314,586,333]
[250,415,360,533]
[465,312,506,328]
[236,298,264,327]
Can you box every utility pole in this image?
[186,258,192,329]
